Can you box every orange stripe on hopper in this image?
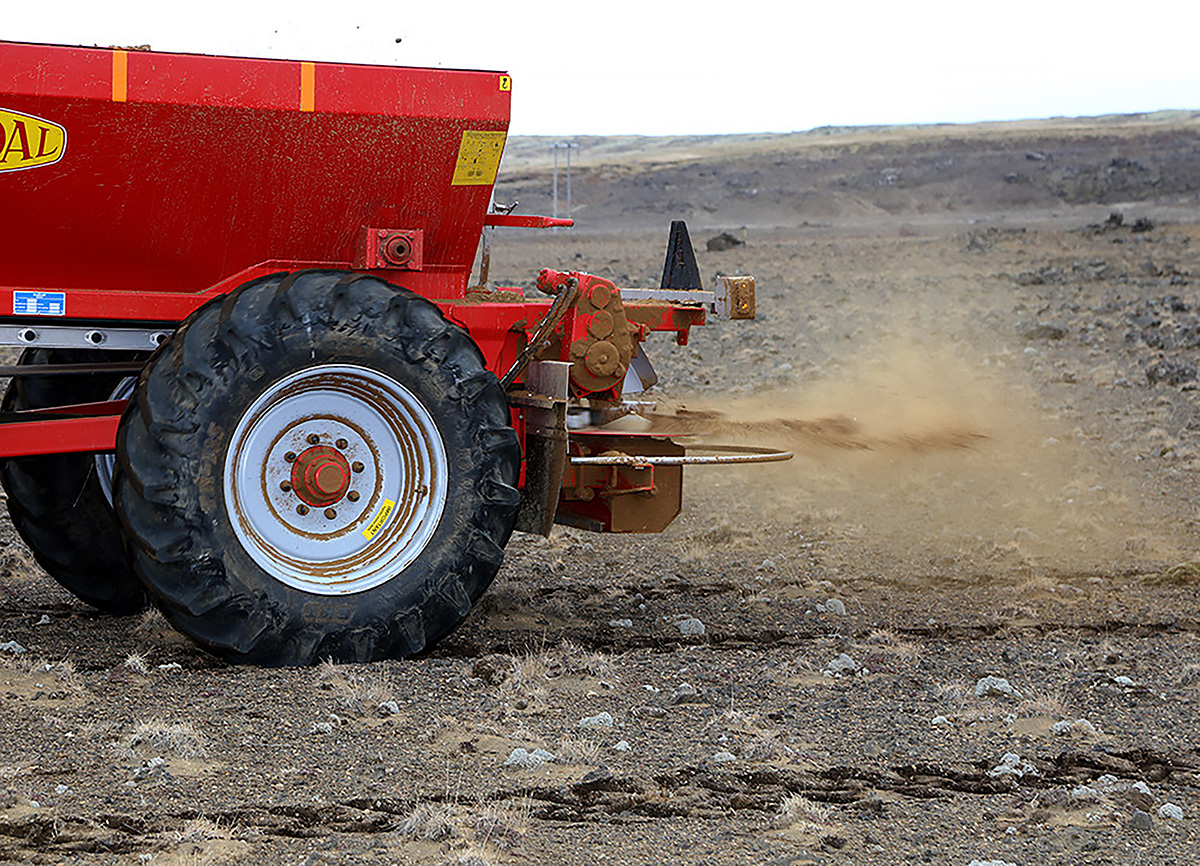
[112,50,128,103]
[300,62,315,112]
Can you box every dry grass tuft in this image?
[555,736,601,766]
[1179,664,1200,688]
[399,802,459,841]
[863,628,919,656]
[120,719,207,759]
[11,657,83,692]
[1016,688,1070,719]
[443,850,496,866]
[774,794,832,831]
[680,536,716,564]
[174,817,236,844]
[132,607,174,637]
[932,679,971,704]
[1147,561,1200,585]
[473,798,531,850]
[553,640,615,679]
[317,660,395,715]
[123,653,151,676]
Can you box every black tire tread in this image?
[0,349,148,614]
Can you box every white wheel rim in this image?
[97,376,137,507]
[223,364,448,595]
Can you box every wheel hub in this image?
[223,364,448,595]
[290,445,352,506]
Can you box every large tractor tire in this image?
[114,270,521,665]
[0,349,149,614]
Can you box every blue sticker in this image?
[13,291,65,316]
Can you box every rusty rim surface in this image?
[223,364,448,595]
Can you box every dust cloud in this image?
[663,340,1183,577]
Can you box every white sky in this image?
[6,1,1199,135]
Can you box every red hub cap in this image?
[290,445,351,506]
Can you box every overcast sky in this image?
[7,1,1199,136]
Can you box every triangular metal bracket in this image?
[659,220,702,290]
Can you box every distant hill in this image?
[495,112,1200,231]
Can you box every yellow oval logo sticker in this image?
[0,108,66,173]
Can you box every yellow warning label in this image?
[499,75,511,91]
[0,108,66,173]
[362,498,396,540]
[451,130,507,186]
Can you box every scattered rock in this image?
[711,751,737,764]
[608,619,633,628]
[578,712,614,729]
[931,715,951,727]
[309,721,334,735]
[964,231,994,253]
[1146,359,1196,386]
[1131,217,1155,233]
[669,683,706,705]
[1051,718,1099,737]
[975,675,1020,698]
[1129,809,1153,831]
[579,766,613,785]
[815,598,846,615]
[503,748,556,769]
[706,232,744,252]
[378,701,400,717]
[35,615,50,626]
[824,653,858,676]
[0,641,26,654]
[613,740,631,752]
[967,861,1018,866]
[1158,803,1184,820]
[676,617,706,636]
[133,756,174,783]
[987,752,1037,778]
[1072,775,1155,811]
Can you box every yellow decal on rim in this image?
[0,109,66,173]
[362,498,396,541]
[499,75,511,91]
[451,130,506,186]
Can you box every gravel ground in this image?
[0,120,1198,865]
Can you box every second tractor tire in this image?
[0,348,148,614]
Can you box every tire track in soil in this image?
[5,748,1194,858]
[435,614,1200,660]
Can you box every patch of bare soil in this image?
[0,115,1198,864]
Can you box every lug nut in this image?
[347,491,360,502]
[296,504,309,515]
[351,461,365,473]
[280,481,292,492]
[324,508,337,519]
[307,434,320,445]
[336,438,348,450]
[284,451,297,463]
